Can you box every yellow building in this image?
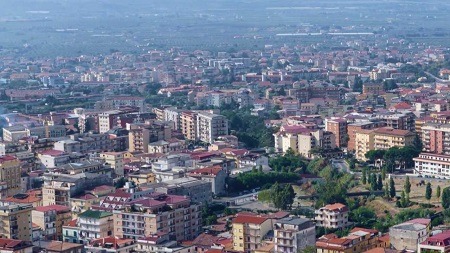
[232,214,272,252]
[99,152,124,177]
[0,156,21,197]
[181,111,198,141]
[316,228,389,253]
[0,202,33,241]
[127,169,156,185]
[355,127,415,161]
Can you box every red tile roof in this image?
[35,204,70,213]
[232,214,268,224]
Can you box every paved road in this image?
[425,71,450,82]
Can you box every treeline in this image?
[227,170,299,193]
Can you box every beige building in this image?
[355,127,415,161]
[99,152,124,177]
[147,139,187,154]
[274,217,316,253]
[390,218,430,251]
[0,156,21,197]
[232,213,272,252]
[32,205,72,241]
[273,125,336,158]
[0,202,33,241]
[181,111,198,140]
[315,203,349,229]
[113,194,201,241]
[128,122,172,153]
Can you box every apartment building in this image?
[316,228,389,253]
[86,236,135,253]
[78,210,114,243]
[273,125,336,158]
[42,172,113,207]
[32,205,71,241]
[347,121,386,152]
[422,123,450,155]
[0,238,33,253]
[0,156,21,197]
[418,230,450,253]
[274,217,315,253]
[413,153,450,179]
[362,83,383,95]
[99,152,124,177]
[180,111,198,140]
[27,125,67,139]
[148,139,187,154]
[390,218,431,251]
[98,108,143,134]
[374,111,415,132]
[70,185,115,218]
[2,126,28,142]
[325,118,348,148]
[315,203,349,229]
[196,112,228,143]
[0,202,33,241]
[112,193,202,241]
[232,213,272,252]
[135,232,194,253]
[128,122,172,153]
[153,177,213,204]
[355,127,415,161]
[188,166,227,195]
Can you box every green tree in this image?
[437,185,441,199]
[351,206,377,228]
[114,178,128,189]
[362,168,367,185]
[271,183,295,210]
[404,176,411,195]
[389,177,396,198]
[400,191,408,208]
[301,246,316,253]
[370,173,377,191]
[425,182,432,202]
[384,182,389,199]
[377,174,383,191]
[442,187,450,209]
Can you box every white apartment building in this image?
[274,217,316,253]
[196,112,228,143]
[413,153,450,179]
[315,203,349,229]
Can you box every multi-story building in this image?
[153,177,213,204]
[70,185,115,218]
[135,232,195,253]
[422,123,450,155]
[0,156,21,197]
[374,111,415,132]
[39,240,85,253]
[128,122,172,153]
[27,125,67,139]
[418,230,450,253]
[362,83,383,95]
[347,121,386,152]
[112,193,202,241]
[32,205,71,241]
[86,236,135,253]
[37,150,71,169]
[355,127,415,161]
[99,152,124,177]
[188,166,227,195]
[2,126,29,142]
[147,139,187,154]
[196,112,228,143]
[274,217,315,253]
[232,213,272,252]
[315,203,349,229]
[413,153,450,179]
[390,218,431,251]
[316,228,389,253]
[180,111,198,140]
[77,210,114,243]
[42,172,113,207]
[95,96,146,112]
[273,125,336,158]
[325,118,348,148]
[0,202,33,241]
[0,238,33,253]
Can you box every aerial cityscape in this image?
[1,1,450,253]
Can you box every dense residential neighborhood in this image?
[2,1,450,253]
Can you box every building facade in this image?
[315,203,349,229]
[274,217,315,253]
